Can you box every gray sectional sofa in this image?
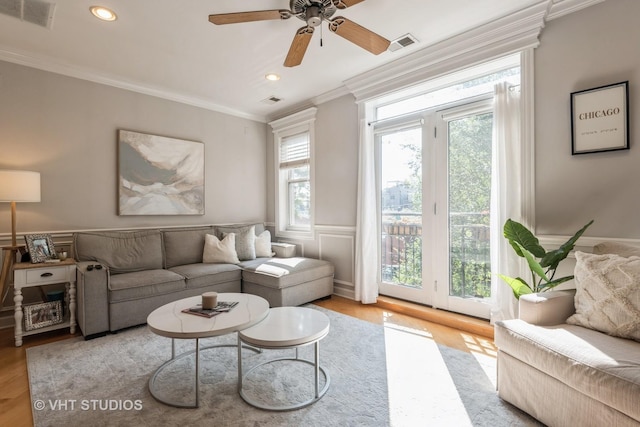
[73,224,334,338]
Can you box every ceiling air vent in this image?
[0,0,56,29]
[388,34,418,52]
[261,96,283,105]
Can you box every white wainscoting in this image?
[318,231,355,300]
[267,223,357,300]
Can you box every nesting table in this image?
[237,306,331,411]
[146,292,269,408]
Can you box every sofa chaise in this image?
[495,242,640,427]
[73,224,334,338]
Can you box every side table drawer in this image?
[25,267,69,284]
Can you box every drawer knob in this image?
[40,272,53,277]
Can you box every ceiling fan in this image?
[209,0,391,67]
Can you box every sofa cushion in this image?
[495,319,640,422]
[203,234,240,264]
[241,257,334,289]
[254,230,273,258]
[567,251,640,341]
[220,225,256,261]
[108,269,185,303]
[162,226,214,269]
[74,230,163,274]
[169,263,242,289]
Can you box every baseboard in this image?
[374,296,494,339]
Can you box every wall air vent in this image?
[388,33,418,52]
[261,96,283,105]
[0,0,56,29]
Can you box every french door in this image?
[377,100,493,319]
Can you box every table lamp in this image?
[0,170,41,247]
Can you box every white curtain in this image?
[490,82,523,322]
[355,118,379,304]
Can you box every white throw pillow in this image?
[221,225,256,261]
[203,233,240,264]
[567,251,640,341]
[255,230,273,258]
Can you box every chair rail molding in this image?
[538,235,640,257]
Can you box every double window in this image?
[270,108,316,239]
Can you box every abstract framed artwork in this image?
[571,81,629,155]
[118,130,204,215]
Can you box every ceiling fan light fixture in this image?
[306,5,322,27]
[265,73,281,81]
[90,6,117,22]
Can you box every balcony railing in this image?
[381,212,491,298]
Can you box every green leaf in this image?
[498,274,533,299]
[541,220,594,270]
[503,219,546,258]
[516,242,549,283]
[538,275,574,291]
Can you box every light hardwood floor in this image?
[0,296,495,427]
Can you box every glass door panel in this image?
[378,127,427,302]
[440,110,493,318]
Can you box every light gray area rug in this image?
[27,306,540,426]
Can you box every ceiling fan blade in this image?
[332,0,366,9]
[328,17,390,55]
[209,10,291,25]
[284,26,314,67]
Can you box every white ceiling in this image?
[0,0,597,122]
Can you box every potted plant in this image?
[498,219,593,299]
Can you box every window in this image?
[269,108,317,239]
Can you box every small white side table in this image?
[147,293,269,408]
[13,259,77,347]
[238,306,331,411]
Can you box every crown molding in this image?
[268,106,317,131]
[0,46,267,123]
[343,1,548,103]
[312,85,351,106]
[547,0,606,20]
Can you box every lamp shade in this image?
[0,170,41,202]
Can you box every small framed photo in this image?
[24,233,57,263]
[24,300,63,331]
[571,81,629,155]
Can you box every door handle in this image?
[41,272,53,277]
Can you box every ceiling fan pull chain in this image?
[320,22,324,47]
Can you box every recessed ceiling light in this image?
[265,73,280,82]
[90,6,117,22]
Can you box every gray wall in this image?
[535,0,640,238]
[266,95,359,297]
[264,0,639,297]
[0,60,267,238]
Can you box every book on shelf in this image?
[181,301,239,318]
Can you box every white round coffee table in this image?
[147,292,269,408]
[237,306,331,411]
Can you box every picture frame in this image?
[118,130,205,215]
[571,81,629,155]
[24,300,63,331]
[24,233,57,263]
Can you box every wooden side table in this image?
[13,259,77,347]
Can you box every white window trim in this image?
[269,107,317,240]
